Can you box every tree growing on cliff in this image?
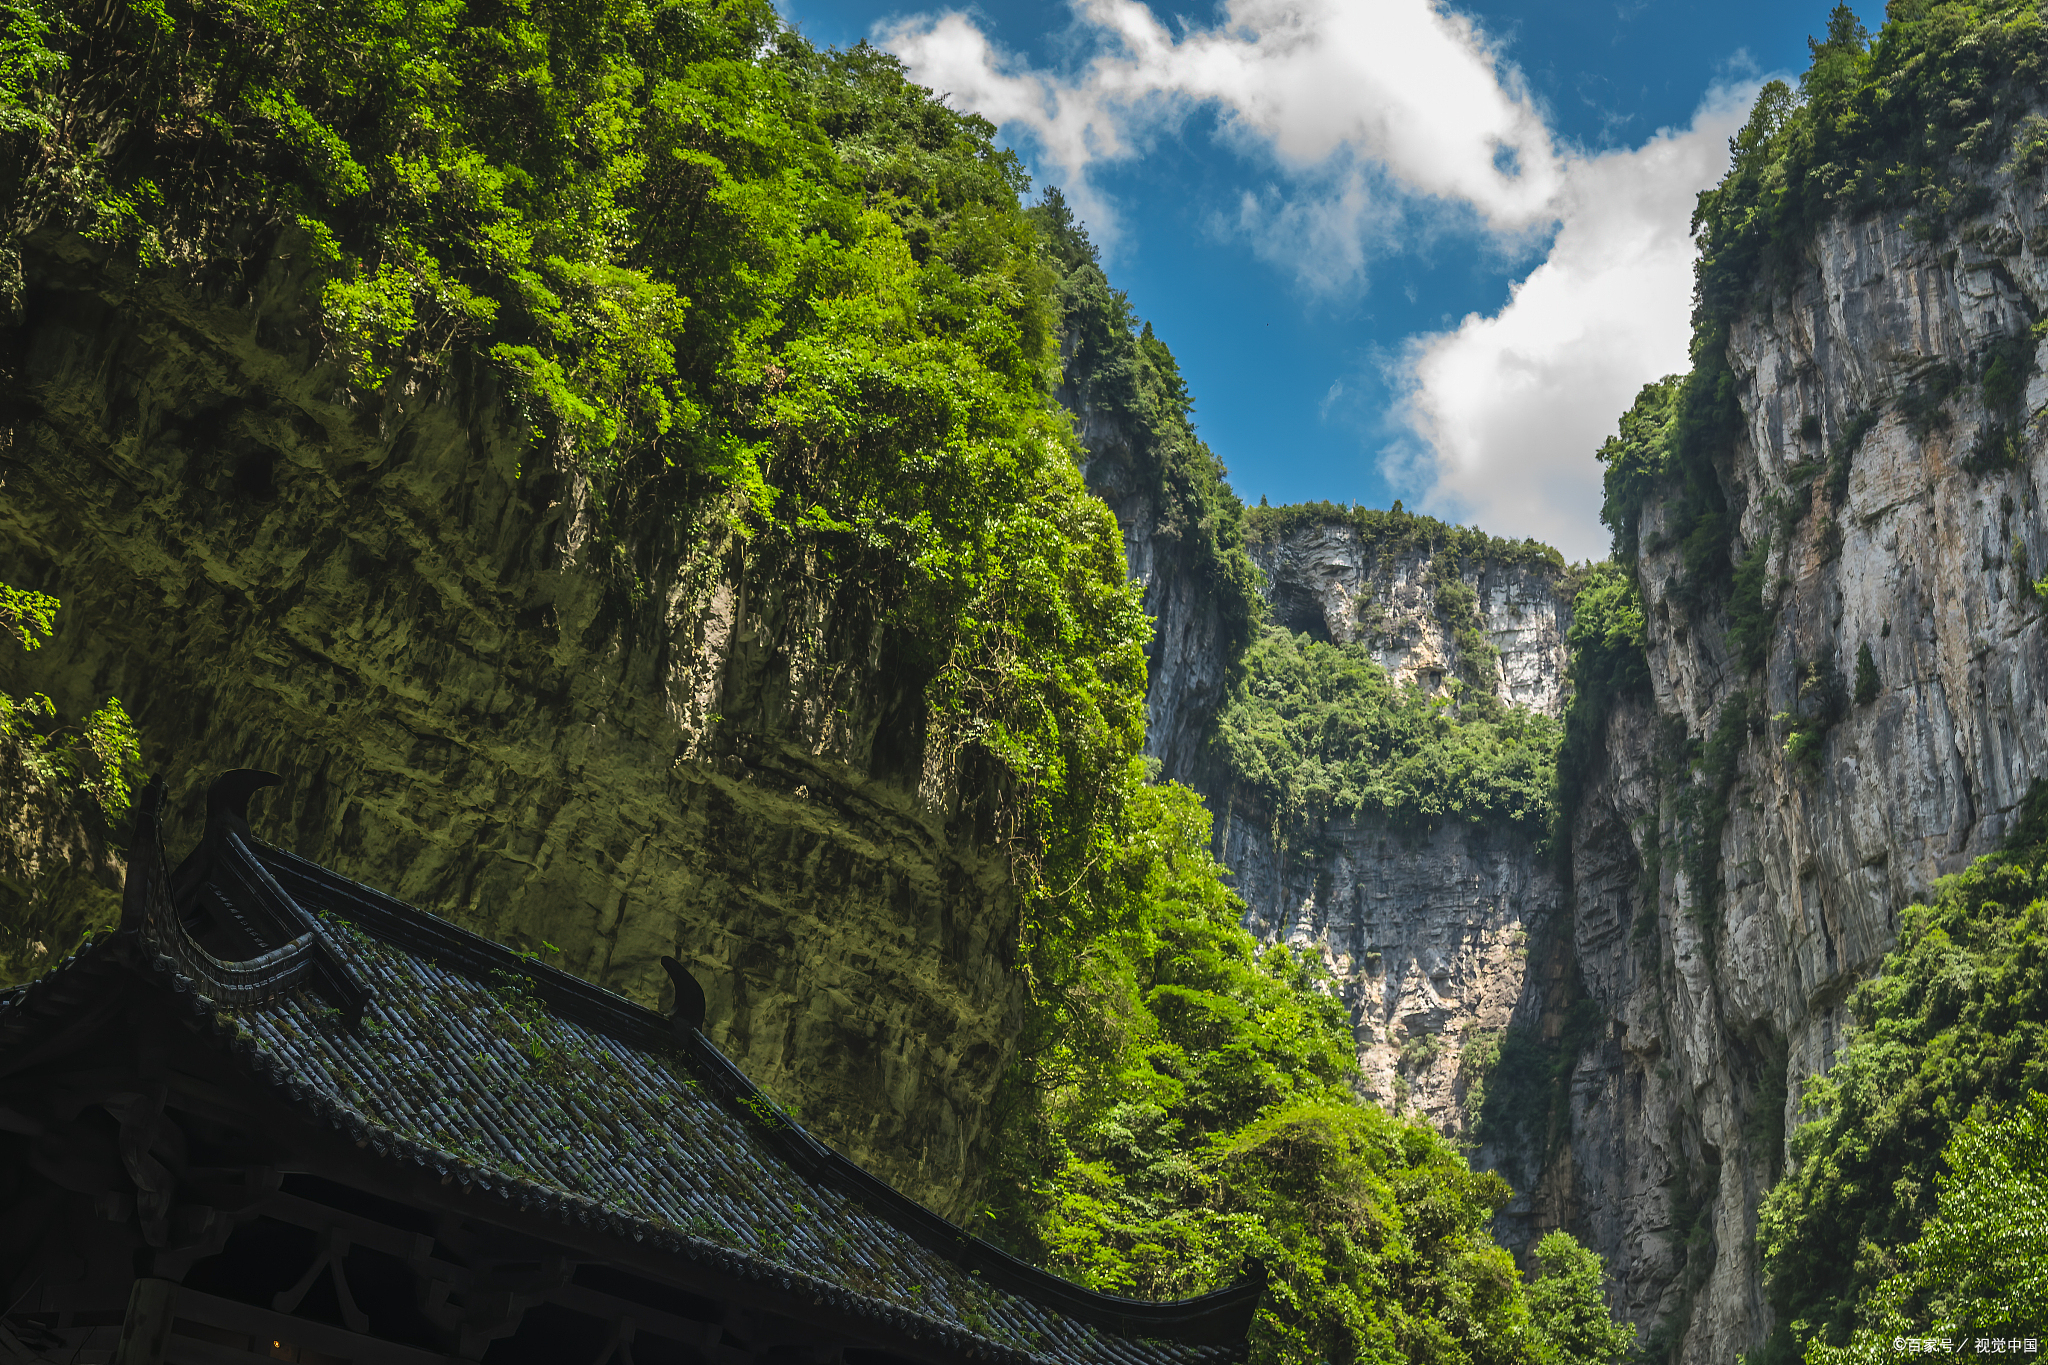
[1753,783,2048,1364]
[1209,623,1562,852]
[986,778,1636,1365]
[1803,1092,2048,1362]
[1852,642,1879,706]
[0,581,143,986]
[1,583,141,821]
[1525,1231,1637,1365]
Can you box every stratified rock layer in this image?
[1138,514,1573,1142]
[1249,522,1572,717]
[0,233,1021,1219]
[1552,173,2048,1359]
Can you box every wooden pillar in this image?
[113,1279,177,1365]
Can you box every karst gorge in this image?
[2,0,2046,1361]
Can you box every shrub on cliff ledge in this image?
[0,581,142,985]
[1552,560,1649,852]
[0,583,140,824]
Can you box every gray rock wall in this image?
[1079,417,1231,781]
[1220,803,1564,1129]
[1551,168,2048,1361]
[1117,163,2048,1358]
[1249,521,1572,717]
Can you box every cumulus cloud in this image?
[881,0,1564,267]
[876,1,1756,557]
[1394,86,1754,562]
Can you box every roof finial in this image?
[206,769,281,836]
[659,955,707,1037]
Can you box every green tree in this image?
[1,583,141,820]
[1210,623,1562,852]
[1525,1231,1636,1365]
[1852,642,1879,706]
[1595,376,1681,564]
[1753,784,2048,1363]
[1553,560,1650,832]
[2,581,144,987]
[985,779,1569,1365]
[1806,1092,2048,1361]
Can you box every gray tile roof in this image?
[0,776,1257,1365]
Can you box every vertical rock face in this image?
[1546,170,2048,1360]
[1079,422,1231,781]
[0,234,1022,1220]
[1537,697,1681,1332]
[1246,520,1572,716]
[1222,809,1564,1133]
[1138,511,1574,1140]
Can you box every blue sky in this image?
[780,0,1882,560]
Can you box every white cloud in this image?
[880,0,1564,269]
[1394,85,1755,562]
[874,2,1758,559]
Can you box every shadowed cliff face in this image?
[1084,433,1231,782]
[0,232,1023,1220]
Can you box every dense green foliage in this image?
[1752,789,2048,1363]
[985,780,1629,1365]
[1207,503,1566,857]
[1802,1091,2048,1362]
[1552,561,1650,851]
[0,7,1647,1361]
[1212,626,1562,847]
[0,583,141,821]
[0,0,1162,973]
[0,581,143,986]
[1594,376,1683,566]
[1526,1232,1638,1365]
[1694,2,2048,324]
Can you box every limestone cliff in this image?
[1147,509,1574,1141]
[1532,169,2048,1358]
[1077,406,1235,781]
[1246,516,1571,717]
[0,231,1023,1220]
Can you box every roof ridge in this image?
[249,844,1265,1342]
[138,948,1077,1365]
[256,843,674,1050]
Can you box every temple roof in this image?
[0,775,1258,1365]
